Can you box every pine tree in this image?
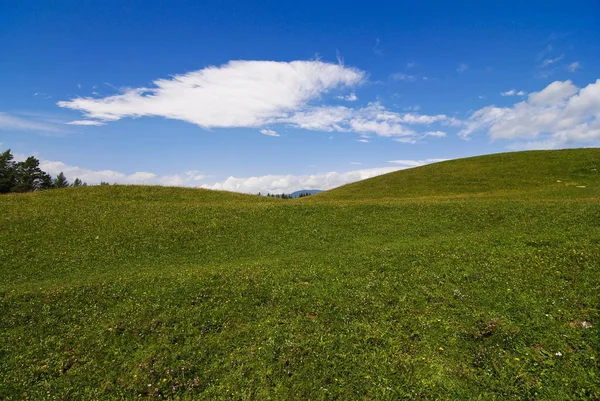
[39,174,54,190]
[0,149,16,194]
[11,156,52,192]
[53,172,70,188]
[73,178,87,187]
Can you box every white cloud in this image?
[358,139,369,143]
[501,89,527,96]
[282,102,458,140]
[203,167,398,194]
[202,158,447,194]
[567,61,581,72]
[58,60,365,129]
[66,120,106,126]
[349,117,414,137]
[57,60,457,143]
[336,93,358,101]
[350,162,362,165]
[0,112,64,132]
[406,62,418,69]
[259,128,280,137]
[541,54,564,67]
[460,79,600,148]
[284,105,352,132]
[33,92,51,99]
[17,154,445,194]
[391,73,428,82]
[39,159,206,186]
[457,64,468,73]
[423,131,446,138]
[388,158,447,167]
[391,73,417,82]
[528,80,578,105]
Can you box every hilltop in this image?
[1,149,598,400]
[317,148,600,200]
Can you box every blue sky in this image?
[1,0,599,193]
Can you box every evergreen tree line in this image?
[257,192,314,199]
[0,149,88,194]
[265,193,293,199]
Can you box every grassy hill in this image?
[1,149,599,399]
[316,148,600,200]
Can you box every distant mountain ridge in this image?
[290,189,322,198]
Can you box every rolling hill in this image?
[316,148,600,200]
[1,149,598,399]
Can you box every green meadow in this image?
[1,148,599,400]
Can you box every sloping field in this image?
[317,148,600,201]
[1,149,599,399]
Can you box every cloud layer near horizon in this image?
[38,159,207,187]
[203,158,443,193]
[13,154,443,194]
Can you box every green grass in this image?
[1,148,599,400]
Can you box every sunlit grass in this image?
[1,149,599,399]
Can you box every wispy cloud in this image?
[391,73,417,82]
[500,89,526,96]
[0,112,65,133]
[537,44,554,61]
[373,38,383,56]
[336,93,358,101]
[33,92,52,99]
[259,128,280,137]
[66,120,106,126]
[283,102,459,141]
[457,63,468,73]
[547,32,569,41]
[388,158,446,167]
[391,73,428,82]
[423,131,446,138]
[541,54,564,67]
[566,61,580,72]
